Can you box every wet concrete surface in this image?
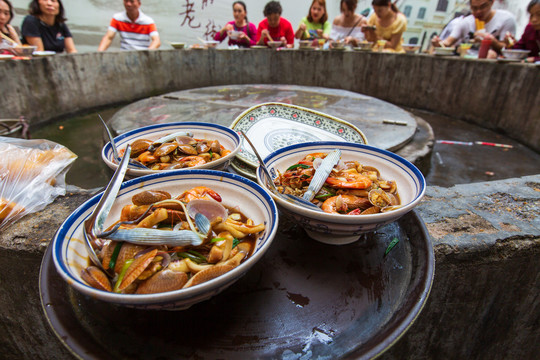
[30,87,540,190]
[409,108,540,187]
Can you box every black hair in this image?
[263,1,282,16]
[340,0,358,12]
[372,0,399,13]
[233,1,248,22]
[1,0,14,24]
[29,0,67,24]
[528,0,540,12]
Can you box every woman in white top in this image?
[330,0,367,47]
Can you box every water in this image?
[31,105,540,190]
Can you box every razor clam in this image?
[150,131,194,148]
[96,228,203,247]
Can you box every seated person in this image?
[330,0,366,47]
[98,0,160,51]
[431,0,516,58]
[21,0,77,53]
[295,0,331,42]
[214,1,256,48]
[362,0,407,53]
[256,1,294,48]
[0,0,21,47]
[505,0,540,63]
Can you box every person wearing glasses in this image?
[431,0,516,57]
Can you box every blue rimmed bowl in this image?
[256,141,425,245]
[102,122,241,178]
[52,169,279,310]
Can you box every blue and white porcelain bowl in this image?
[52,170,279,310]
[102,122,241,178]
[257,142,425,245]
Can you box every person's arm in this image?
[285,21,295,47]
[64,37,77,53]
[148,33,160,49]
[322,21,331,40]
[386,13,406,50]
[6,24,21,45]
[98,29,116,51]
[215,23,233,41]
[247,23,257,46]
[295,22,306,39]
[25,36,44,51]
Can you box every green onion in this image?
[315,193,334,200]
[286,164,310,171]
[108,242,123,270]
[178,251,206,264]
[209,150,214,159]
[211,237,226,243]
[384,237,400,257]
[113,258,133,293]
[232,238,240,248]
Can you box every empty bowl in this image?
[170,42,186,49]
[501,49,530,60]
[256,141,426,245]
[102,122,241,178]
[52,169,279,310]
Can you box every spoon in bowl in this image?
[240,131,324,212]
[98,115,149,170]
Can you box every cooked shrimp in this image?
[177,186,222,202]
[321,195,371,214]
[326,170,372,189]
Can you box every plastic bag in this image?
[0,136,77,230]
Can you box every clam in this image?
[130,139,153,157]
[196,141,210,154]
[186,199,228,223]
[368,188,399,208]
[81,266,112,292]
[177,144,198,155]
[132,190,171,206]
[154,142,178,157]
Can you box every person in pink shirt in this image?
[256,1,294,48]
[214,1,256,48]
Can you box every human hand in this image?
[503,31,515,48]
[316,29,323,38]
[431,35,441,47]
[298,23,306,32]
[279,36,286,45]
[261,29,272,41]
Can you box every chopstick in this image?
[0,32,18,45]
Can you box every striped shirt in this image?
[108,10,158,50]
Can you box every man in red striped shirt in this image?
[98,0,160,51]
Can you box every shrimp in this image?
[177,186,222,203]
[177,156,206,168]
[326,170,372,189]
[321,195,371,214]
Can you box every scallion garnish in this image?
[232,238,240,248]
[108,242,123,270]
[211,237,226,243]
[286,164,310,171]
[384,237,400,257]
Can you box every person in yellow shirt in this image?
[362,0,407,53]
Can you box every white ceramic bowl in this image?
[402,43,420,54]
[256,142,426,245]
[228,31,243,40]
[433,47,454,56]
[331,41,345,49]
[267,41,282,49]
[52,169,279,310]
[102,122,241,178]
[299,40,312,49]
[203,40,219,48]
[170,42,185,49]
[501,49,530,60]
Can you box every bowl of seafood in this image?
[51,169,279,310]
[256,141,425,245]
[102,122,241,178]
[203,40,220,49]
[402,43,420,54]
[9,44,37,56]
[267,40,283,49]
[501,49,529,60]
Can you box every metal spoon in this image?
[83,144,132,277]
[98,115,149,170]
[240,131,324,212]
